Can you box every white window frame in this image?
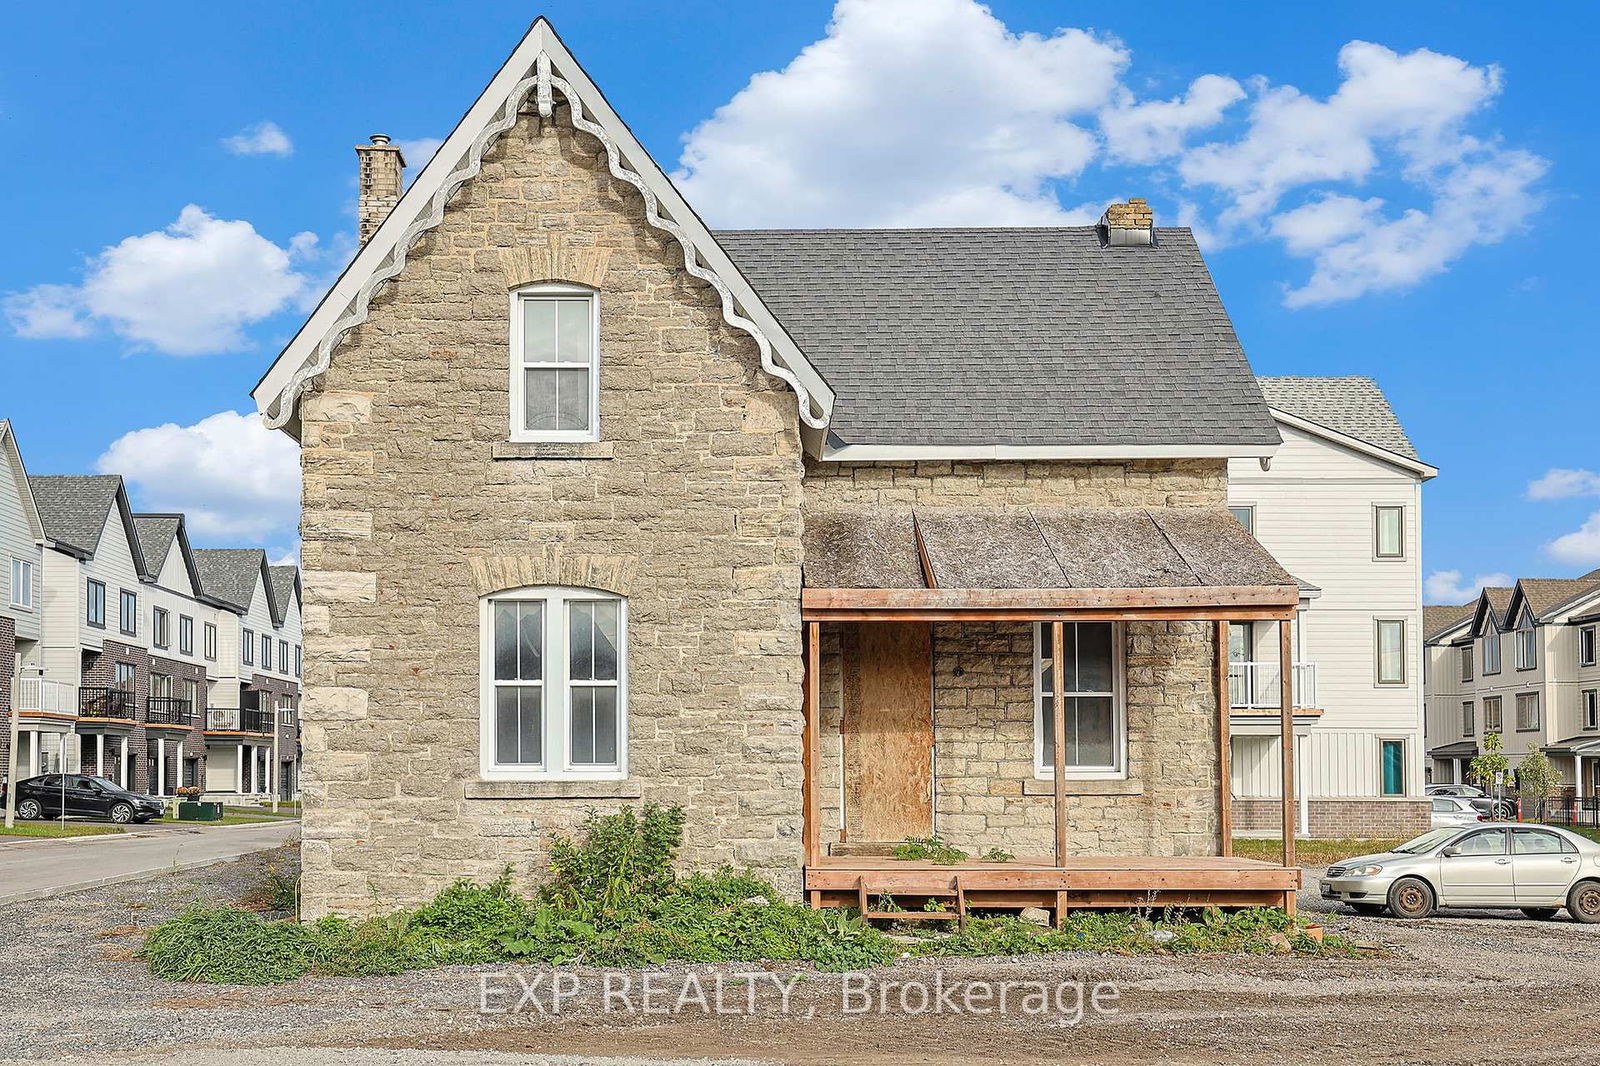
[1227,504,1255,536]
[9,557,33,610]
[1373,504,1406,560]
[508,284,600,444]
[1031,622,1127,780]
[479,586,628,781]
[1580,626,1597,668]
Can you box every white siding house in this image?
[1227,377,1436,837]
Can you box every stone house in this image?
[254,19,1318,920]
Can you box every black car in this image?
[3,775,166,824]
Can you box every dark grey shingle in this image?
[267,565,300,626]
[192,548,267,612]
[28,475,123,557]
[131,515,182,579]
[714,228,1280,450]
[1256,376,1419,459]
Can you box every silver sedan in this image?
[1320,823,1600,922]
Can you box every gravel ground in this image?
[2,851,1597,1065]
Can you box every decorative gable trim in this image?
[498,233,613,290]
[253,19,833,438]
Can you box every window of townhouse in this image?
[204,622,217,661]
[86,579,106,628]
[1581,626,1598,668]
[242,628,255,666]
[1484,695,1503,733]
[1379,739,1407,796]
[1515,692,1540,732]
[9,556,33,609]
[1482,631,1501,675]
[1583,689,1597,732]
[1034,622,1127,779]
[1373,504,1405,560]
[1459,643,1473,682]
[1515,611,1538,670]
[179,615,194,656]
[119,589,138,637]
[152,607,170,649]
[1461,701,1475,736]
[261,633,272,671]
[480,587,626,780]
[1227,504,1255,535]
[1376,620,1407,685]
[509,284,600,442]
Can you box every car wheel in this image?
[1348,903,1385,916]
[16,799,42,820]
[1520,907,1559,921]
[1387,877,1435,920]
[1567,881,1600,924]
[109,803,133,824]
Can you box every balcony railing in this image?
[206,707,274,733]
[14,677,78,715]
[145,696,195,726]
[80,686,138,719]
[1229,661,1318,711]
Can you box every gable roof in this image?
[0,421,48,545]
[714,228,1282,457]
[253,17,831,440]
[130,515,181,581]
[266,565,301,626]
[1471,586,1515,635]
[191,548,270,613]
[1424,602,1475,643]
[1507,572,1600,623]
[28,474,145,570]
[1256,377,1417,459]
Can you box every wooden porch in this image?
[798,506,1308,924]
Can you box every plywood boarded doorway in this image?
[843,622,934,841]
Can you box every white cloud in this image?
[4,205,319,355]
[672,4,1543,305]
[1426,569,1513,604]
[1100,74,1244,164]
[674,0,1127,227]
[223,121,293,157]
[397,137,445,171]
[1548,513,1600,567]
[1528,468,1600,501]
[96,411,300,542]
[268,546,301,567]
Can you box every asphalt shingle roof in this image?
[28,475,123,557]
[131,515,181,579]
[1424,602,1475,642]
[1255,376,1419,459]
[192,548,266,612]
[714,227,1281,450]
[267,565,299,625]
[1519,576,1600,619]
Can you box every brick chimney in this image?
[356,134,406,244]
[1100,197,1154,246]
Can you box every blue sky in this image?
[1,1,1595,597]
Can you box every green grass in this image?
[0,821,125,838]
[222,806,301,819]
[1233,836,1407,866]
[159,813,286,826]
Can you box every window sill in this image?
[1024,778,1142,797]
[465,779,641,800]
[492,441,614,461]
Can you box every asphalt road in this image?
[0,819,298,905]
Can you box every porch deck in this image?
[806,855,1301,919]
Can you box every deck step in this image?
[864,911,958,921]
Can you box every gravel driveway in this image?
[1,852,1596,1066]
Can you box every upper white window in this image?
[1482,632,1501,675]
[1376,619,1407,685]
[1227,505,1255,535]
[480,586,626,780]
[9,557,32,610]
[1034,622,1125,779]
[1515,611,1538,670]
[1374,505,1405,559]
[510,285,599,442]
[1580,626,1597,668]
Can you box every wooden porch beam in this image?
[1052,620,1068,870]
[803,585,1301,613]
[803,605,1296,623]
[1279,618,1296,870]
[1215,620,1233,858]
[803,621,822,879]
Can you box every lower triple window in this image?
[481,587,626,779]
[1034,622,1125,778]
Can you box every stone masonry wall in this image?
[297,102,806,917]
[810,458,1229,858]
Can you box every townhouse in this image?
[0,421,303,803]
[1226,378,1436,838]
[1426,570,1600,794]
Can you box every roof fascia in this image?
[1269,407,1437,479]
[818,441,1281,462]
[112,483,151,580]
[252,18,832,439]
[1426,616,1472,644]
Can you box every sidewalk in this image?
[0,819,298,906]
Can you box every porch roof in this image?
[801,506,1298,621]
[1427,741,1479,759]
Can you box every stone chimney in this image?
[356,134,406,244]
[1100,197,1154,246]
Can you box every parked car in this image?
[1321,823,1600,922]
[2,775,165,824]
[1426,784,1513,818]
[1431,796,1487,828]
[1427,784,1486,798]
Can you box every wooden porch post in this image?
[1279,618,1296,870]
[1215,621,1232,857]
[1051,621,1068,868]
[803,621,822,903]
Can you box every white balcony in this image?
[14,677,78,716]
[1229,661,1318,711]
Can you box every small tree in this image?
[1514,749,1561,822]
[1469,732,1509,793]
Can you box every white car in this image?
[1431,795,1487,829]
[1321,823,1600,921]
